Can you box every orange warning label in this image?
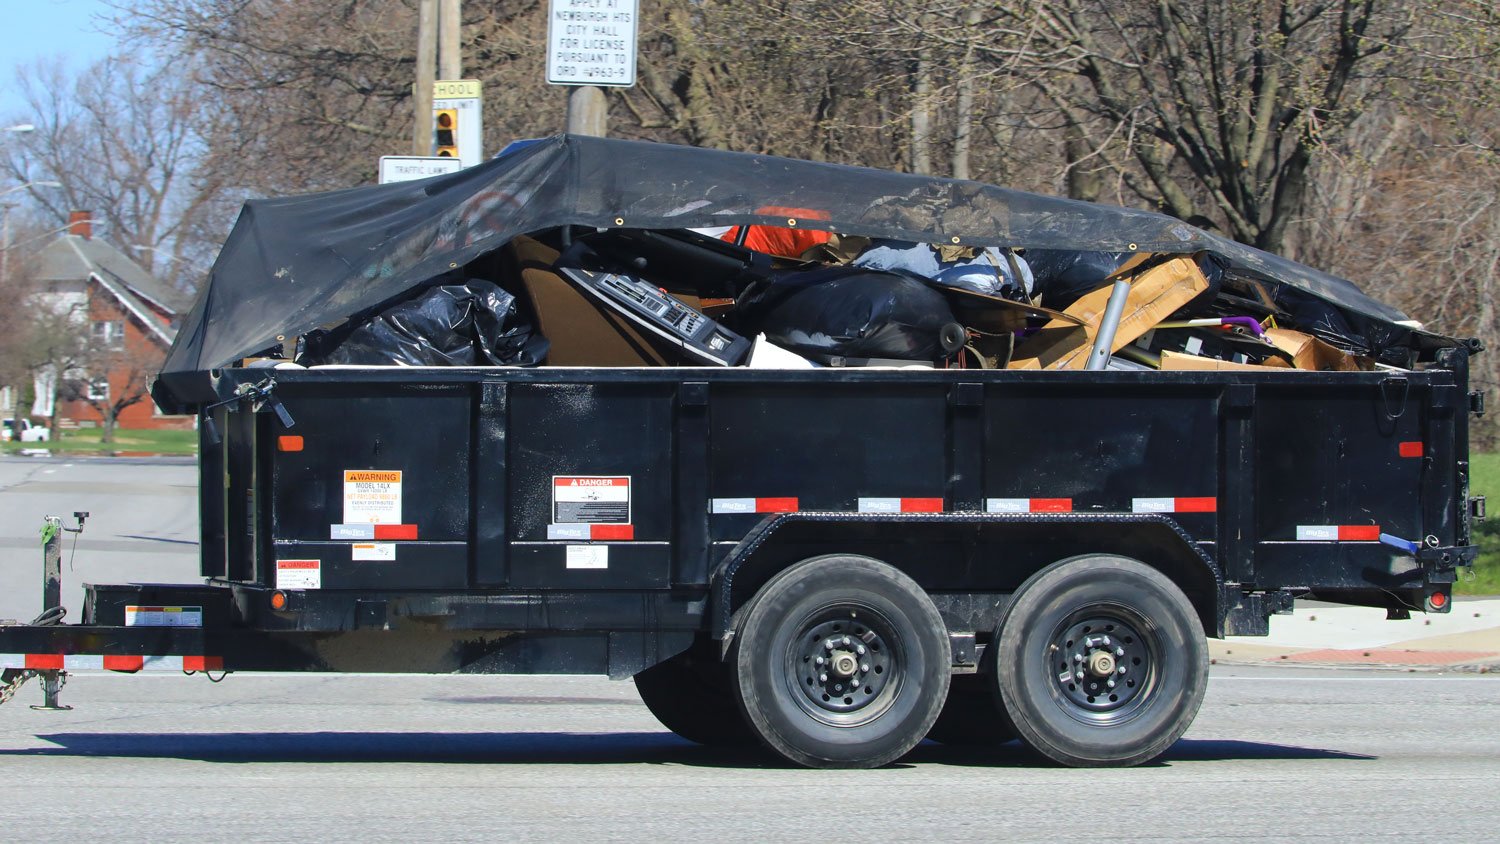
[345,471,402,483]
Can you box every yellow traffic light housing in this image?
[434,108,458,157]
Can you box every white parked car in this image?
[1,418,50,443]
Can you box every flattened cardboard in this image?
[1009,256,1210,370]
[1159,350,1272,372]
[1264,327,1372,371]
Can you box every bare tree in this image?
[57,323,164,445]
[2,56,230,292]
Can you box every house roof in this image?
[36,234,191,346]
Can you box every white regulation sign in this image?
[547,0,638,87]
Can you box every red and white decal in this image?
[0,654,224,672]
[547,523,636,540]
[124,606,203,628]
[711,497,799,514]
[986,498,1074,514]
[330,524,418,540]
[276,559,321,590]
[553,476,632,526]
[1295,525,1381,541]
[1132,497,1217,514]
[857,497,944,514]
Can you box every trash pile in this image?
[293,220,1402,374]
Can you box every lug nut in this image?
[861,663,869,672]
[1074,653,1084,662]
[1075,671,1084,680]
[842,636,851,646]
[1106,679,1116,689]
[816,656,825,665]
[856,645,866,655]
[1118,666,1127,674]
[1101,636,1111,646]
[819,673,828,682]
[1115,647,1125,657]
[834,684,843,691]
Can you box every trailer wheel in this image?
[634,640,757,747]
[994,554,1207,768]
[730,554,950,768]
[924,674,1017,746]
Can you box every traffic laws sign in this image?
[547,0,638,87]
[379,156,462,184]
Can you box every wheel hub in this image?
[1051,614,1152,722]
[791,612,897,720]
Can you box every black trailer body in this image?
[1,136,1485,769]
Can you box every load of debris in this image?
[154,135,1474,407]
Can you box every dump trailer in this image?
[0,136,1484,769]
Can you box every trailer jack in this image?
[3,513,91,711]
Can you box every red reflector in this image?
[591,524,634,540]
[1175,497,1218,513]
[1398,441,1424,458]
[1031,498,1074,513]
[104,655,144,672]
[26,654,64,670]
[900,498,944,513]
[756,497,799,513]
[1429,591,1449,609]
[183,656,224,672]
[1338,525,1381,541]
[277,435,304,452]
[372,524,418,540]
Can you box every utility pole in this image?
[413,0,438,156]
[439,0,462,79]
[0,202,15,289]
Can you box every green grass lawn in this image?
[1464,452,1500,595]
[1,427,198,456]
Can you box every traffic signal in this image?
[434,108,458,157]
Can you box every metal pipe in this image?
[1085,280,1132,371]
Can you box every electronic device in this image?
[557,267,752,366]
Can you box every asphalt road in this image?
[0,668,1495,841]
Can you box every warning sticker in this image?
[343,470,403,524]
[352,542,397,561]
[553,476,631,525]
[566,545,609,569]
[276,559,321,590]
[125,606,203,628]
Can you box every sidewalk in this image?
[1210,597,1500,671]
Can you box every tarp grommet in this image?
[1128,242,1138,251]
[786,218,797,226]
[951,236,961,244]
[614,217,625,226]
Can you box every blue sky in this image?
[1,0,122,119]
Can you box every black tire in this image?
[634,640,758,747]
[993,554,1208,767]
[730,554,951,768]
[925,674,1017,745]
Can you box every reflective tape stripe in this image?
[330,524,419,540]
[0,654,222,672]
[986,498,1074,514]
[547,523,634,540]
[1132,497,1217,514]
[711,497,799,514]
[1399,441,1424,458]
[1296,525,1382,541]
[857,498,944,513]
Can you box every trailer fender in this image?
[709,512,1225,646]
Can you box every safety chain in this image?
[0,669,35,707]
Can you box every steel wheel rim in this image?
[1044,603,1158,727]
[782,602,904,727]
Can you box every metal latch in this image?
[1471,496,1487,521]
[1471,390,1486,417]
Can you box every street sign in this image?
[432,79,484,168]
[546,0,638,87]
[378,156,463,184]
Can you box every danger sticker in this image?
[343,470,403,524]
[352,543,396,561]
[553,476,631,525]
[276,559,321,590]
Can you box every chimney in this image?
[68,210,92,240]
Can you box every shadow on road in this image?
[0,731,1373,766]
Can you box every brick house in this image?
[32,212,193,431]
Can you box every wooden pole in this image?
[413,0,438,156]
[566,86,607,137]
[439,0,461,79]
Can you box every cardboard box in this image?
[1009,256,1210,370]
[1263,328,1372,371]
[1159,350,1273,371]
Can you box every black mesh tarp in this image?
[158,134,1423,406]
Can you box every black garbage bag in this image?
[737,267,964,362]
[1024,249,1134,310]
[299,279,548,366]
